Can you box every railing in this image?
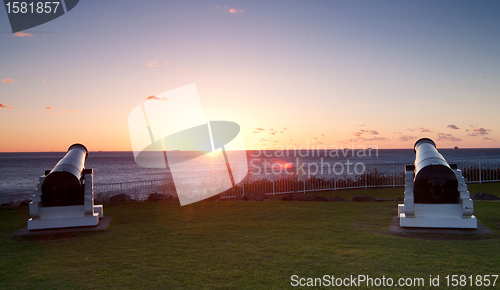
[93,179,177,202]
[0,190,36,205]
[2,157,500,204]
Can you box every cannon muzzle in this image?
[41,143,88,207]
[413,138,459,204]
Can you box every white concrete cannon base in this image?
[28,170,104,231]
[399,167,477,229]
[28,205,102,230]
[398,204,477,229]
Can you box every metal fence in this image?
[2,157,500,204]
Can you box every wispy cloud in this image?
[467,127,489,136]
[418,127,432,133]
[42,78,47,82]
[146,60,169,68]
[13,32,33,37]
[447,124,459,130]
[45,106,76,116]
[356,136,390,142]
[216,6,244,14]
[2,78,18,83]
[354,129,379,137]
[437,133,462,142]
[0,103,14,109]
[398,135,416,142]
[254,128,265,131]
[229,8,243,14]
[145,95,168,101]
[483,137,498,142]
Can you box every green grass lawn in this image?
[1,184,499,289]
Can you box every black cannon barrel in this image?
[41,144,88,207]
[413,138,459,204]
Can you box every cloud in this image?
[0,103,14,109]
[467,127,489,136]
[357,136,390,142]
[437,133,462,142]
[216,6,243,14]
[45,106,76,115]
[97,90,102,93]
[2,78,18,83]
[270,132,276,135]
[447,124,459,130]
[13,32,33,37]
[252,131,261,133]
[354,129,379,137]
[254,128,265,131]
[228,8,243,14]
[146,60,169,68]
[145,95,168,101]
[407,128,414,132]
[398,135,416,142]
[418,127,432,133]
[42,78,47,82]
[483,137,498,142]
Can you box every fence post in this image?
[392,163,395,188]
[479,159,482,184]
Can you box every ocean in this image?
[1,148,500,194]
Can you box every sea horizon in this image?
[2,148,500,195]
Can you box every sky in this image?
[1,0,499,152]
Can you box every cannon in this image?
[413,138,459,204]
[398,138,477,228]
[28,144,103,230]
[41,143,88,207]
